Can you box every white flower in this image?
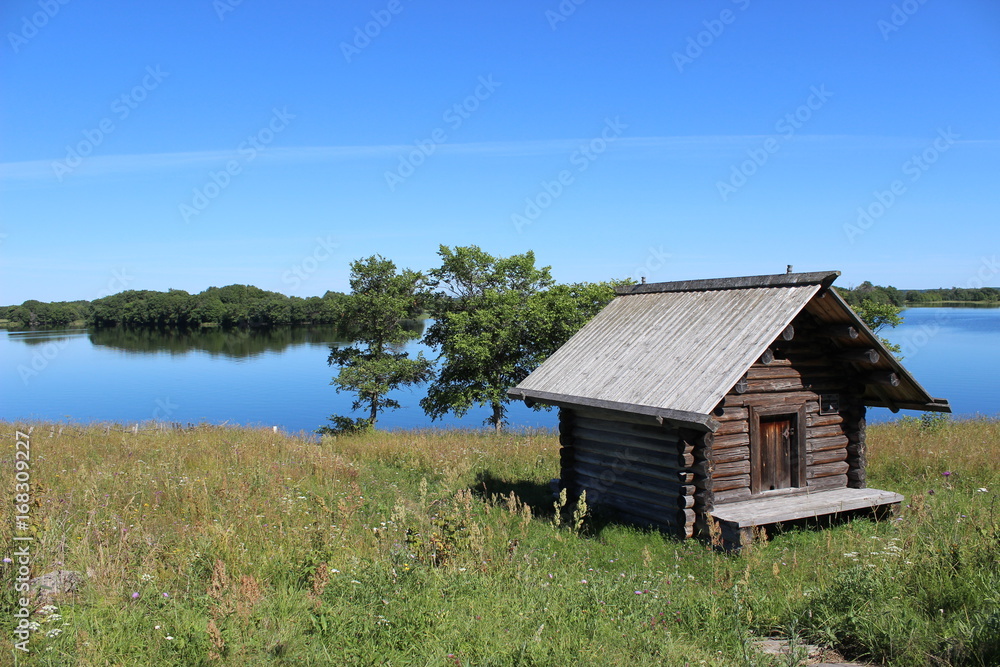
[46,628,62,638]
[978,488,988,493]
[166,635,174,640]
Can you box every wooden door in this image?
[757,416,792,493]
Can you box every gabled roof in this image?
[509,271,949,431]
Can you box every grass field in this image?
[2,417,999,666]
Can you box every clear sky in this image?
[2,0,998,304]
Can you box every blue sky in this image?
[1,0,998,304]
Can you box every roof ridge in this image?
[616,271,841,295]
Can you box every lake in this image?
[2,307,997,433]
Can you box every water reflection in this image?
[81,321,426,359]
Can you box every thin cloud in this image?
[1,135,996,184]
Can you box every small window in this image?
[820,394,840,415]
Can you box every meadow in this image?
[1,417,998,666]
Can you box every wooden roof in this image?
[510,271,949,430]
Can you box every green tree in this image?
[854,298,904,357]
[420,245,619,431]
[321,256,433,433]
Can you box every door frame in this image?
[748,403,807,495]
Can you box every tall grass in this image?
[1,417,998,666]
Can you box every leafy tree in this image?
[420,245,619,431]
[854,299,903,357]
[321,256,433,433]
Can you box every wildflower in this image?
[131,592,140,599]
[166,635,174,640]
[46,628,62,638]
[162,592,169,598]
[2,558,11,563]
[155,625,161,630]
[580,579,588,584]
[942,471,951,477]
[978,488,988,493]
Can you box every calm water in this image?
[2,307,997,433]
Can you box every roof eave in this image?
[507,387,721,432]
[617,270,840,296]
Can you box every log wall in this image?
[557,407,708,538]
[712,310,868,504]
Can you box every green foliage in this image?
[326,255,433,427]
[850,298,904,357]
[420,245,619,430]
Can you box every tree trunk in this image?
[369,398,378,426]
[491,403,503,431]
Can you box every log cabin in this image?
[508,270,950,547]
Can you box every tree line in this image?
[836,281,999,307]
[1,285,351,329]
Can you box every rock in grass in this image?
[30,570,84,601]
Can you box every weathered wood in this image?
[713,445,750,464]
[715,419,749,436]
[824,324,859,341]
[713,474,750,492]
[713,406,748,422]
[807,412,845,428]
[869,371,900,387]
[807,434,849,452]
[713,487,752,504]
[574,439,689,471]
[808,423,848,439]
[573,416,680,442]
[806,448,848,466]
[746,377,848,394]
[710,487,903,528]
[759,348,774,365]
[572,460,693,501]
[573,426,679,453]
[714,459,751,477]
[780,324,795,341]
[839,348,879,364]
[712,432,750,450]
[572,451,694,489]
[808,461,850,478]
[576,473,687,514]
[807,474,848,491]
[734,373,749,394]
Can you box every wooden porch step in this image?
[710,487,903,528]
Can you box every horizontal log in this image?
[722,391,829,409]
[713,406,748,422]
[807,461,850,478]
[713,446,749,464]
[806,448,848,466]
[573,461,692,504]
[573,442,690,477]
[573,416,680,442]
[715,419,749,436]
[824,325,859,341]
[573,426,679,454]
[713,474,750,492]
[713,487,752,505]
[808,434,850,452]
[808,423,847,439]
[576,473,687,515]
[807,412,844,428]
[745,377,849,394]
[612,508,685,536]
[714,460,751,477]
[572,450,693,488]
[869,371,900,387]
[839,348,880,364]
[807,474,848,491]
[712,432,750,451]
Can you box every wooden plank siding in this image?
[711,310,867,504]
